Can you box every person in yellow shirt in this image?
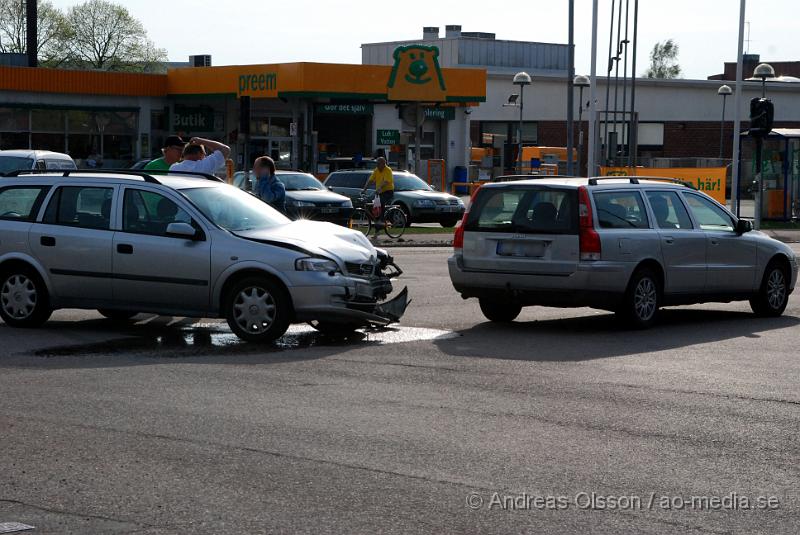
[362,157,394,217]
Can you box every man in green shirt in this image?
[144,136,186,171]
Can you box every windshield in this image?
[0,156,34,174]
[180,185,289,232]
[394,174,432,192]
[281,173,324,191]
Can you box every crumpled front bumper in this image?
[291,256,409,326]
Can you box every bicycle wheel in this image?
[349,208,373,236]
[383,206,407,238]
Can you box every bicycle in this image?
[349,193,407,239]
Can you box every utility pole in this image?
[26,0,38,67]
[566,0,575,176]
[731,0,746,216]
[588,0,599,177]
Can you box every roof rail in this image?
[2,168,226,184]
[633,176,697,189]
[4,169,162,183]
[587,176,640,186]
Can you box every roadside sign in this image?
[377,129,400,145]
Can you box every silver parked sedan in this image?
[449,177,798,327]
[0,170,408,342]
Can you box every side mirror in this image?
[166,222,200,240]
[736,219,753,234]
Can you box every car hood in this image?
[285,189,350,204]
[395,190,458,202]
[236,220,375,264]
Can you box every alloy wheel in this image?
[767,269,787,310]
[232,286,277,334]
[1,274,37,320]
[634,277,657,321]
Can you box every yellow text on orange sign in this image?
[600,167,727,204]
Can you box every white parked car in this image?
[0,150,77,175]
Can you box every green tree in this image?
[644,39,682,79]
[62,0,166,71]
[0,0,69,66]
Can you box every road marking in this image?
[0,523,35,534]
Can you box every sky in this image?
[48,0,800,79]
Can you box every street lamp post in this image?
[513,72,531,172]
[752,63,775,231]
[574,75,590,176]
[754,62,775,98]
[717,84,732,160]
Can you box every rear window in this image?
[326,173,367,189]
[0,186,50,221]
[466,186,578,234]
[593,191,650,229]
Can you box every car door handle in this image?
[117,244,134,254]
[663,236,674,244]
[40,236,56,247]
[710,239,720,246]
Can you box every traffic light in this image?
[749,97,774,137]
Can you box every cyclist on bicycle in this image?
[362,157,394,220]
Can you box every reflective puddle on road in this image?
[32,323,458,358]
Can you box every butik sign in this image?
[173,106,214,131]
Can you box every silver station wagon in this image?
[0,170,408,342]
[449,177,798,327]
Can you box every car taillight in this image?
[453,219,465,250]
[578,186,601,261]
[453,185,482,251]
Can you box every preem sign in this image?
[238,72,278,97]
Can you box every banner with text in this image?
[600,167,728,204]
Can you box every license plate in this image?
[320,208,338,213]
[496,240,546,257]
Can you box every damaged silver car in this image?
[0,170,408,342]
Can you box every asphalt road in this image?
[2,246,800,534]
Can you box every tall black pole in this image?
[611,0,623,166]
[566,0,575,176]
[604,0,616,166]
[719,95,727,160]
[629,0,639,168]
[26,0,38,67]
[577,86,585,175]
[620,0,630,162]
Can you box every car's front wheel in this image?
[440,218,460,228]
[618,268,660,328]
[479,299,521,322]
[225,276,291,343]
[0,267,52,328]
[750,261,789,317]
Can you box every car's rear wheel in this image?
[225,276,291,343]
[618,268,660,328]
[750,261,789,317]
[0,267,52,328]
[97,309,138,321]
[440,218,460,228]
[479,299,521,322]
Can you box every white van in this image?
[0,150,77,175]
